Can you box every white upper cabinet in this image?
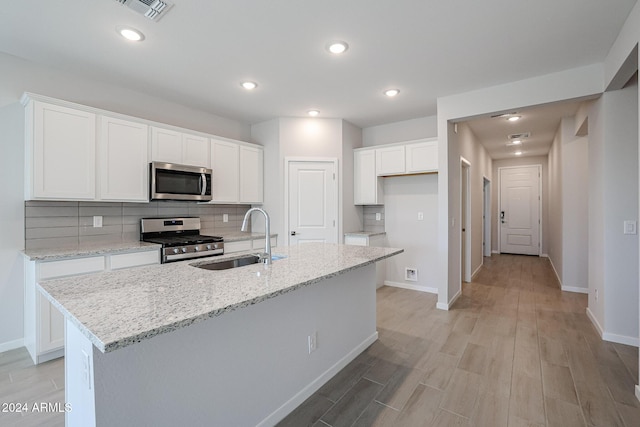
[211,139,264,204]
[98,116,149,201]
[27,100,96,200]
[239,145,263,203]
[211,139,240,202]
[405,140,438,173]
[182,133,210,167]
[354,149,382,205]
[151,127,210,167]
[376,145,406,176]
[150,127,181,163]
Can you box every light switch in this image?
[624,220,637,235]
[417,212,424,221]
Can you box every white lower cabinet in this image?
[344,234,386,288]
[24,249,159,364]
[223,237,277,254]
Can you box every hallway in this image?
[279,254,640,426]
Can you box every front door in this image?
[499,165,541,255]
[287,160,338,245]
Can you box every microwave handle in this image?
[200,173,207,196]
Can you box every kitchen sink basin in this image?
[192,254,287,271]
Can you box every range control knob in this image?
[181,247,187,253]
[194,246,200,252]
[172,248,179,254]
[206,244,212,250]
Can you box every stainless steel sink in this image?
[192,255,261,271]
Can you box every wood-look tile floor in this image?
[278,254,640,427]
[1,254,638,426]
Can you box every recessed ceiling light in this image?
[511,140,522,145]
[384,89,400,97]
[307,110,320,117]
[116,26,144,42]
[241,81,258,90]
[514,151,523,156]
[327,41,349,54]
[507,116,521,122]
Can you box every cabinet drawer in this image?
[110,250,159,270]
[224,240,252,253]
[345,235,368,246]
[38,256,105,280]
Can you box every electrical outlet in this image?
[223,214,229,223]
[375,212,381,221]
[93,216,103,228]
[308,331,317,354]
[417,212,424,221]
[405,268,418,282]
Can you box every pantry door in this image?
[499,165,541,255]
[286,159,338,246]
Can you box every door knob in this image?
[290,231,296,236]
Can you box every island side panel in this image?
[85,264,376,427]
[65,318,96,426]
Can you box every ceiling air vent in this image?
[508,132,530,140]
[115,0,173,22]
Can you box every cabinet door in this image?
[37,295,65,354]
[99,116,149,201]
[354,149,382,205]
[224,240,251,253]
[406,140,438,173]
[151,127,182,163]
[211,139,240,202]
[182,133,210,167]
[239,145,263,203]
[32,101,96,199]
[376,145,405,176]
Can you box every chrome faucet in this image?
[241,207,272,265]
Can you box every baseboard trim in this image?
[384,281,438,294]
[586,308,639,347]
[541,253,549,258]
[0,338,24,354]
[635,385,640,403]
[561,286,589,294]
[258,331,378,427]
[471,264,482,280]
[547,257,562,289]
[586,307,604,337]
[602,332,640,347]
[436,288,462,311]
[491,250,500,254]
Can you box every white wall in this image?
[437,63,604,309]
[362,116,437,146]
[457,123,492,278]
[561,117,589,292]
[547,127,563,284]
[0,103,25,351]
[0,52,252,351]
[383,175,439,292]
[588,79,639,345]
[342,121,364,236]
[250,118,361,244]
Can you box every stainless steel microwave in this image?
[150,162,212,201]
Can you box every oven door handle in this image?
[200,173,207,196]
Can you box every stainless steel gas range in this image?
[140,217,224,263]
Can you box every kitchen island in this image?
[38,243,402,426]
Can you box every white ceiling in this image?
[464,100,587,160]
[0,0,636,129]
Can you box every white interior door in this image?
[461,159,471,282]
[499,165,541,255]
[288,160,338,245]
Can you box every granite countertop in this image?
[23,241,161,261]
[344,231,387,237]
[38,243,403,354]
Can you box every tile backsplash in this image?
[25,201,252,250]
[363,205,385,233]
